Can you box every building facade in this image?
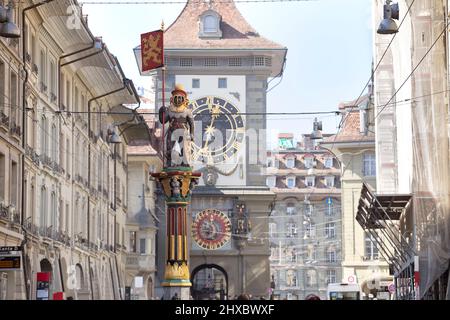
[0,1,147,300]
[267,131,342,300]
[125,106,162,300]
[321,92,392,299]
[135,0,287,299]
[366,0,450,300]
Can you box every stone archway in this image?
[191,264,228,300]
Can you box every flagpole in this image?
[161,21,166,168]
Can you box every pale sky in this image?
[81,0,373,148]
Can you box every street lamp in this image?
[377,0,400,35]
[0,1,20,38]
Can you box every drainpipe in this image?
[20,0,56,301]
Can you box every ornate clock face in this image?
[192,209,232,250]
[190,96,245,165]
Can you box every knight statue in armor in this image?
[159,84,194,167]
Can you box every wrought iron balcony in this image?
[9,122,21,137]
[40,154,52,168]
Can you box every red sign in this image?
[140,30,164,72]
[53,292,64,300]
[37,272,51,282]
[36,272,51,300]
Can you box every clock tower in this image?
[137,0,287,299]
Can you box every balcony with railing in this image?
[9,122,21,139]
[26,145,40,166]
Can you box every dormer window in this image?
[204,15,217,33]
[199,10,222,38]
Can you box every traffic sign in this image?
[326,197,332,205]
[388,283,395,293]
[347,275,356,283]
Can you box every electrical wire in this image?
[79,0,318,4]
[326,0,416,155]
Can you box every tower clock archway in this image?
[191,264,228,300]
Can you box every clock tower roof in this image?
[164,0,286,50]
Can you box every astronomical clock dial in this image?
[190,96,245,165]
[191,209,232,250]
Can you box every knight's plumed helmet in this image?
[171,83,187,97]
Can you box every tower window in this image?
[204,15,217,33]
[218,78,227,88]
[192,79,200,88]
[204,58,217,67]
[228,57,242,67]
[180,58,192,67]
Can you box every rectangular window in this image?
[324,157,333,168]
[269,223,277,237]
[10,72,18,124]
[139,238,146,254]
[286,158,295,168]
[286,177,295,188]
[286,223,297,237]
[327,270,337,284]
[218,77,227,88]
[305,176,315,187]
[363,153,376,176]
[365,233,379,260]
[286,205,296,215]
[327,250,336,263]
[50,61,56,98]
[192,78,200,88]
[204,58,217,67]
[0,154,5,201]
[325,223,336,239]
[129,231,137,252]
[266,176,276,188]
[180,58,192,67]
[325,176,335,188]
[39,49,46,87]
[11,161,18,206]
[0,61,5,114]
[228,57,242,67]
[304,157,314,169]
[254,56,265,66]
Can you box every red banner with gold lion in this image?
[141,30,164,72]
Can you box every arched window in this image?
[204,15,217,33]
